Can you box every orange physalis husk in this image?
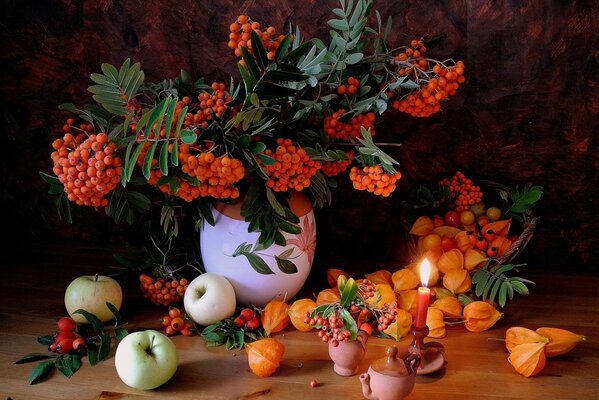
[455,231,473,253]
[398,290,418,317]
[261,300,290,335]
[464,248,488,271]
[505,327,549,353]
[366,284,397,308]
[433,226,463,238]
[288,298,317,332]
[508,342,546,377]
[409,216,434,236]
[426,308,446,338]
[327,268,349,288]
[383,309,413,340]
[246,338,285,377]
[463,301,503,332]
[316,288,341,305]
[365,270,393,286]
[442,269,472,294]
[437,248,464,274]
[392,268,420,292]
[422,247,444,265]
[535,327,587,357]
[432,296,462,319]
[410,262,440,287]
[488,236,512,257]
[483,219,512,239]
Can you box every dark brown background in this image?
[1,0,598,270]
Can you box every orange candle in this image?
[414,259,432,329]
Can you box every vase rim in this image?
[214,190,313,221]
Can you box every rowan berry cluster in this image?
[321,151,354,177]
[48,317,85,355]
[390,38,465,117]
[323,109,376,140]
[228,15,288,61]
[161,306,194,336]
[52,121,122,207]
[308,311,353,347]
[263,138,321,192]
[183,83,234,129]
[375,302,398,332]
[139,274,189,307]
[336,76,360,96]
[357,279,377,300]
[349,165,402,197]
[233,308,261,331]
[182,150,245,199]
[440,171,482,212]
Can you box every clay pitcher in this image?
[328,330,369,376]
[360,347,420,400]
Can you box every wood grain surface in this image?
[0,0,598,270]
[1,244,598,399]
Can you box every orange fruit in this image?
[288,298,317,332]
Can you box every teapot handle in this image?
[405,352,421,371]
[357,330,369,350]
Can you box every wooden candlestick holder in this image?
[408,325,446,375]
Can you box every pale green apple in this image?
[115,330,178,390]
[184,273,236,326]
[64,275,122,323]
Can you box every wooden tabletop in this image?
[2,244,599,399]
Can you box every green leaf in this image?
[159,141,169,176]
[498,282,508,307]
[73,309,104,332]
[345,52,364,65]
[106,302,121,326]
[37,335,55,346]
[241,46,262,82]
[244,253,275,275]
[170,140,179,166]
[28,360,54,385]
[55,354,80,378]
[123,142,144,185]
[339,279,358,307]
[328,19,348,31]
[276,258,298,274]
[511,280,530,295]
[338,308,358,341]
[97,332,111,363]
[251,141,267,154]
[275,34,292,61]
[265,188,286,216]
[284,41,312,62]
[180,129,196,145]
[14,353,56,364]
[142,140,158,180]
[277,248,294,259]
[489,278,502,306]
[250,30,268,70]
[265,70,309,82]
[115,327,129,342]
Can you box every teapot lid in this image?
[370,347,411,377]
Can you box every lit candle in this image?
[414,258,432,329]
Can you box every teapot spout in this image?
[360,373,378,400]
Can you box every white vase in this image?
[200,192,316,307]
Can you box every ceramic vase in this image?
[200,191,315,307]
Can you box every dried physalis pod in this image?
[392,268,419,292]
[437,249,464,274]
[426,308,446,338]
[365,270,393,286]
[409,216,434,236]
[260,300,290,335]
[383,309,413,341]
[327,269,349,288]
[463,301,503,332]
[508,342,546,377]
[316,288,341,305]
[442,269,472,294]
[246,338,285,377]
[505,327,549,353]
[432,296,463,319]
[535,327,586,358]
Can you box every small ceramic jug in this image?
[328,330,369,376]
[360,347,420,400]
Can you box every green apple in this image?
[184,273,236,326]
[115,330,178,390]
[64,275,122,323]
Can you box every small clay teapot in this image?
[328,330,369,376]
[360,347,420,400]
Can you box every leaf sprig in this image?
[14,303,128,385]
[472,262,535,308]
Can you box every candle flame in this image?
[420,258,431,287]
